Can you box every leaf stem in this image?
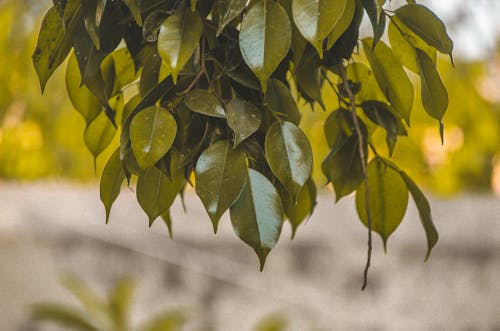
[337,63,373,291]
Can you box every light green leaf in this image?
[265,121,312,201]
[100,149,125,223]
[388,18,436,74]
[216,0,247,36]
[282,179,317,239]
[395,4,453,59]
[230,169,284,270]
[363,38,414,124]
[239,0,291,91]
[140,312,186,331]
[66,53,102,124]
[416,48,448,121]
[130,106,177,169]
[355,158,409,250]
[195,140,248,231]
[226,99,262,147]
[184,89,226,118]
[109,278,135,329]
[84,111,116,161]
[157,7,202,83]
[266,79,301,125]
[292,0,349,57]
[137,166,179,225]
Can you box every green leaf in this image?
[100,149,125,223]
[66,53,102,124]
[226,99,262,147]
[230,169,284,270]
[216,0,247,36]
[398,170,438,260]
[184,89,226,118]
[382,159,439,260]
[239,0,291,91]
[265,121,313,201]
[282,179,317,239]
[33,6,77,92]
[195,140,248,231]
[292,0,349,57]
[355,158,409,250]
[157,6,202,83]
[388,18,436,74]
[122,0,142,26]
[130,106,177,169]
[416,48,448,121]
[82,0,101,49]
[266,79,301,125]
[161,210,174,238]
[137,166,180,225]
[322,134,366,201]
[362,38,414,124]
[395,4,453,59]
[84,111,116,161]
[140,312,186,331]
[31,304,98,331]
[294,47,323,107]
[326,0,355,49]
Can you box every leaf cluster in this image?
[33,0,452,276]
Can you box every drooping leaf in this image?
[130,106,177,169]
[266,79,301,125]
[355,158,409,250]
[395,4,454,60]
[136,166,180,225]
[360,0,386,49]
[157,6,202,83]
[230,169,284,270]
[82,0,101,49]
[416,48,448,121]
[100,149,126,223]
[184,89,226,118]
[66,53,102,124]
[292,0,349,57]
[282,178,317,239]
[216,0,247,36]
[161,211,174,238]
[265,121,313,200]
[363,38,414,124]
[195,140,248,231]
[84,111,116,161]
[239,0,291,90]
[226,98,262,147]
[33,7,77,92]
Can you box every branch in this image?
[337,64,373,291]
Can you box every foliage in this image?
[31,275,287,331]
[33,0,455,285]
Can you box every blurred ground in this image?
[0,183,499,331]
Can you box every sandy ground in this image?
[0,182,499,331]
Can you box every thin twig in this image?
[337,64,373,291]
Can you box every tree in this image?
[33,0,453,289]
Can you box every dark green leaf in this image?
[195,140,248,232]
[265,121,313,201]
[130,106,177,169]
[266,79,301,125]
[230,169,284,270]
[216,0,247,36]
[226,99,262,147]
[184,89,226,118]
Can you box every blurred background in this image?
[0,0,499,330]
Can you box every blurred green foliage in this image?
[1,0,499,194]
